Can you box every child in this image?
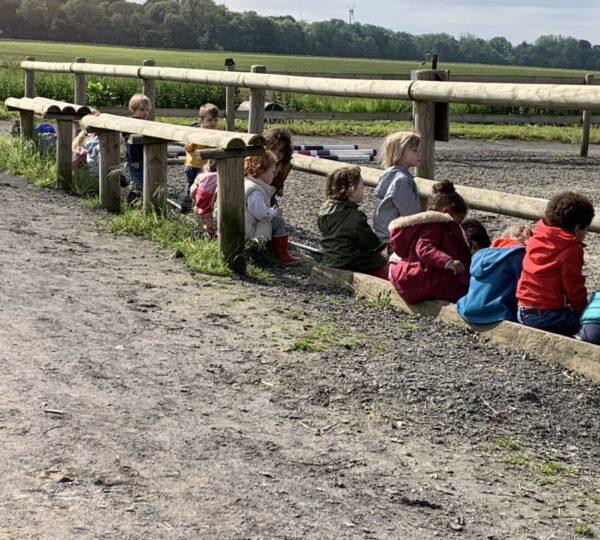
[388,180,471,304]
[317,166,388,279]
[264,127,293,206]
[517,191,594,336]
[244,151,300,265]
[181,103,219,213]
[576,291,600,345]
[72,109,100,176]
[456,224,531,324]
[373,131,422,243]
[461,218,491,254]
[190,159,218,238]
[123,93,152,202]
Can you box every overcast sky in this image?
[214,0,600,45]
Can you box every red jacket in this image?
[516,219,587,312]
[388,211,472,303]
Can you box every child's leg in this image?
[270,217,300,265]
[368,264,389,280]
[576,322,600,344]
[127,164,143,194]
[517,307,581,336]
[201,212,216,238]
[181,166,200,213]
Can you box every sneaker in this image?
[127,190,142,205]
[180,194,193,214]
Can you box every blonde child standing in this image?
[244,151,300,265]
[123,93,151,201]
[373,131,422,243]
[181,103,219,213]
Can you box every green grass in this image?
[363,292,392,310]
[503,453,529,467]
[0,137,57,187]
[574,524,595,537]
[488,437,521,452]
[535,460,579,477]
[398,321,419,331]
[292,323,366,352]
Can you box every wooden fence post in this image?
[225,58,236,132]
[580,74,594,157]
[217,157,246,273]
[248,65,266,134]
[143,59,156,121]
[24,56,35,98]
[143,142,167,215]
[98,131,121,213]
[412,69,437,186]
[19,110,34,140]
[74,57,86,105]
[55,119,73,191]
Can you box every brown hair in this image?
[204,159,218,173]
[544,191,594,232]
[325,166,362,201]
[428,180,467,215]
[264,127,293,164]
[461,218,491,250]
[199,103,219,120]
[380,131,420,168]
[128,93,151,113]
[244,150,277,179]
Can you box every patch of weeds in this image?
[71,168,98,195]
[364,291,392,310]
[287,309,302,320]
[293,323,366,352]
[0,137,57,188]
[280,377,293,386]
[535,461,578,478]
[589,494,600,505]
[574,523,594,537]
[503,453,529,467]
[488,436,520,452]
[230,294,250,302]
[78,196,100,209]
[398,320,419,331]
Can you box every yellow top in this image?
[184,142,210,169]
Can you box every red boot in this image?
[271,235,301,265]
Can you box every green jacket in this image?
[318,199,387,272]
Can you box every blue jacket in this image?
[456,245,525,324]
[580,291,600,324]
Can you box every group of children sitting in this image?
[318,130,600,346]
[70,98,600,345]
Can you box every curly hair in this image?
[325,166,362,200]
[264,127,293,164]
[428,179,467,215]
[544,191,594,231]
[380,131,420,168]
[244,150,277,179]
[462,218,491,250]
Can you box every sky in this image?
[213,0,600,45]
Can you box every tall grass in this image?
[0,136,57,187]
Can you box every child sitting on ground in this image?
[72,109,101,176]
[264,127,293,206]
[190,159,218,238]
[388,180,471,304]
[181,103,219,213]
[373,131,422,243]
[317,166,388,279]
[123,93,152,202]
[517,191,594,336]
[461,218,491,254]
[244,151,300,265]
[456,224,532,324]
[576,291,600,345]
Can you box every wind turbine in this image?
[348,0,356,24]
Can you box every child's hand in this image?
[131,162,140,170]
[272,206,283,217]
[447,260,465,274]
[277,188,284,197]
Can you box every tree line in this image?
[2,0,600,70]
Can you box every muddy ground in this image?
[1,134,600,539]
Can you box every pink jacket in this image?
[389,211,472,303]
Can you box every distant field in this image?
[1,39,598,78]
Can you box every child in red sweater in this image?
[516,191,595,336]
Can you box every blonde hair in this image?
[244,150,277,179]
[325,166,362,201]
[199,103,219,120]
[380,131,420,168]
[499,225,532,244]
[128,93,151,113]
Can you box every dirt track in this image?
[1,136,600,539]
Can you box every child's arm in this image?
[391,175,421,215]
[247,192,279,222]
[414,226,454,269]
[355,212,386,253]
[561,245,588,312]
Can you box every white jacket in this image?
[244,176,277,240]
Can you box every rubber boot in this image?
[271,235,301,265]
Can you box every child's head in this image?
[325,166,364,203]
[264,127,293,164]
[380,131,421,169]
[128,93,152,119]
[199,103,219,129]
[244,150,277,183]
[461,218,491,253]
[428,180,467,223]
[204,159,218,173]
[499,225,532,245]
[544,191,594,241]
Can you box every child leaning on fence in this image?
[372,131,422,243]
[317,166,388,279]
[72,109,100,176]
[388,180,471,304]
[516,191,594,336]
[123,93,152,202]
[181,103,220,213]
[244,151,300,265]
[190,159,218,238]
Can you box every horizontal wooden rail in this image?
[5,96,93,116]
[290,154,600,233]
[20,60,600,109]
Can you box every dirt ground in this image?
[1,133,600,539]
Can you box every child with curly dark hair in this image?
[516,191,595,335]
[318,166,388,278]
[263,127,293,206]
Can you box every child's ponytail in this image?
[429,180,467,215]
